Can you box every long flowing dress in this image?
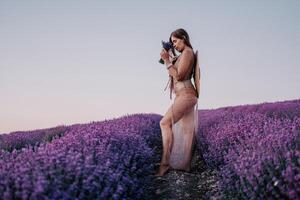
[163,51,199,171]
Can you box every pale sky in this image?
[1,0,299,133]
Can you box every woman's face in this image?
[171,35,186,52]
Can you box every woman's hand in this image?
[170,56,178,63]
[160,49,171,64]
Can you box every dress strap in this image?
[164,76,171,91]
[163,75,174,100]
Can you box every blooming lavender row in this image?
[0,113,162,200]
[196,99,300,199]
[0,125,70,152]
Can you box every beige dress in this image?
[163,52,199,171]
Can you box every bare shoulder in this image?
[182,48,195,60]
[176,48,194,65]
[182,48,194,60]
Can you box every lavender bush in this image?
[0,125,70,152]
[2,98,299,199]
[197,99,300,199]
[0,113,162,200]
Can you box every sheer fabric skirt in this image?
[169,85,198,171]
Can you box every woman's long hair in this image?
[169,28,193,58]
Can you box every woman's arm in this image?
[165,49,194,81]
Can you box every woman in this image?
[154,28,199,177]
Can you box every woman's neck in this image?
[179,46,191,53]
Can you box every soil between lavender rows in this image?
[142,144,233,200]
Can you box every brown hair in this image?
[169,28,193,48]
[169,28,193,60]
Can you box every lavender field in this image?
[0,99,299,199]
[197,99,300,199]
